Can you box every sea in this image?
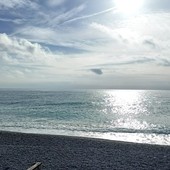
[0,89,170,145]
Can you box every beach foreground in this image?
[0,131,170,170]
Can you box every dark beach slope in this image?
[0,131,170,170]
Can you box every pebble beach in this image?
[0,131,170,170]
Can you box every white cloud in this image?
[0,0,26,9]
[1,31,170,89]
[62,7,115,25]
[0,33,109,85]
[46,0,66,7]
[12,26,57,42]
[47,4,86,26]
[1,1,170,89]
[0,0,38,9]
[0,33,57,67]
[0,17,25,24]
[90,22,121,42]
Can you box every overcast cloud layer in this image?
[0,0,170,89]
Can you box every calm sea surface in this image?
[0,90,170,145]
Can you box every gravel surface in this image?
[0,131,170,170]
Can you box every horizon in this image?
[0,87,170,91]
[0,0,170,89]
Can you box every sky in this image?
[0,0,170,90]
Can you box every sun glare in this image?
[114,0,144,15]
[105,90,143,115]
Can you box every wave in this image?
[43,102,87,106]
[1,124,169,135]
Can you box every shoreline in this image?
[0,128,170,146]
[0,131,170,169]
[0,130,165,146]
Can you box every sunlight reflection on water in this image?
[0,90,170,145]
[104,90,145,115]
[103,90,149,125]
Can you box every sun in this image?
[114,0,144,15]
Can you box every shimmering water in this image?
[0,90,170,145]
